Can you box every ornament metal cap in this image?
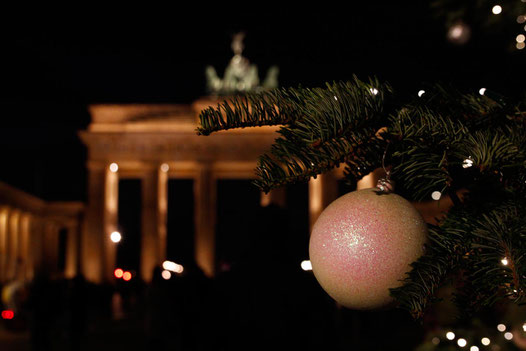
[376,177,395,194]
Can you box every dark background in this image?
[0,5,523,201]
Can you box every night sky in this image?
[0,5,523,201]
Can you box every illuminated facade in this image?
[0,182,83,284]
[78,98,362,284]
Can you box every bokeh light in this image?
[123,271,132,281]
[109,162,119,173]
[301,260,313,271]
[114,268,124,279]
[110,231,122,243]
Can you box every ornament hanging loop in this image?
[376,143,395,194]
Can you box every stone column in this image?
[0,207,9,283]
[6,209,21,281]
[308,173,339,232]
[194,164,216,277]
[83,163,118,283]
[103,166,119,282]
[141,165,167,283]
[18,213,31,281]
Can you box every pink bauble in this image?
[309,188,427,309]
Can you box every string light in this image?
[492,5,502,15]
[418,90,426,97]
[479,88,486,96]
[497,324,506,332]
[470,346,479,351]
[432,191,442,201]
[447,22,471,44]
[301,260,313,271]
[517,42,526,50]
[504,332,513,340]
[334,96,338,101]
[109,162,119,173]
[481,337,491,346]
[369,88,379,95]
[446,331,456,340]
[518,15,526,24]
[160,163,169,172]
[458,338,467,347]
[517,34,525,43]
[501,257,509,266]
[432,337,440,345]
[463,157,474,168]
[522,323,526,332]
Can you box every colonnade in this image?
[81,158,379,284]
[0,182,84,284]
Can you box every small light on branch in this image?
[446,331,455,340]
[501,257,509,266]
[479,88,487,96]
[463,157,474,168]
[492,5,502,15]
[447,22,471,45]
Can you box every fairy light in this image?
[471,346,479,351]
[446,331,456,340]
[517,34,526,43]
[504,332,513,340]
[492,5,502,15]
[431,191,442,201]
[109,163,119,173]
[160,163,169,172]
[432,337,440,345]
[522,323,526,332]
[301,260,313,271]
[463,157,474,168]
[497,324,506,332]
[517,42,526,50]
[479,88,487,96]
[447,22,471,44]
[518,15,526,24]
[481,337,491,346]
[418,90,425,97]
[458,338,467,347]
[369,88,379,95]
[334,96,338,101]
[501,257,509,266]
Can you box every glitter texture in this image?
[309,188,427,309]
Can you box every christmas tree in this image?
[197,76,526,319]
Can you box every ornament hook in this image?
[376,143,395,194]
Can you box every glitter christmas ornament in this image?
[309,188,427,309]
